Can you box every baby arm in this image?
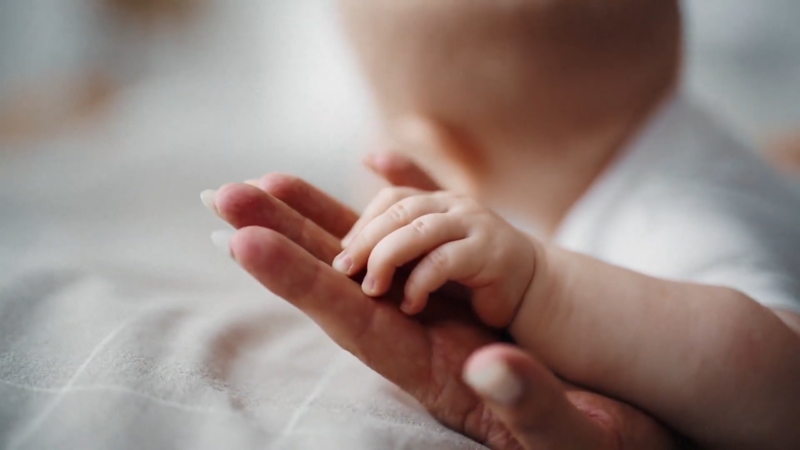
[514,247,800,450]
[336,187,800,449]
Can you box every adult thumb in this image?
[363,151,440,192]
[463,345,618,450]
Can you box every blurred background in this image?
[0,0,375,290]
[1,0,799,170]
[685,0,800,165]
[2,0,800,166]
[0,2,796,447]
[0,0,798,290]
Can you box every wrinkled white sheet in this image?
[0,2,482,448]
[0,128,483,450]
[1,1,798,449]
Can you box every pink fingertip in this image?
[362,275,377,295]
[400,294,427,315]
[332,253,354,274]
[464,358,523,406]
[400,299,415,315]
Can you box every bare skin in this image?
[765,133,800,174]
[203,173,682,450]
[337,0,681,234]
[357,151,800,449]
[335,0,800,446]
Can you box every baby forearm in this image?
[512,246,800,449]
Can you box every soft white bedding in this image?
[0,2,482,448]
[1,1,798,449]
[0,134,487,450]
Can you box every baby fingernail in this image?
[200,189,219,215]
[464,360,523,406]
[400,299,414,315]
[333,253,353,274]
[362,275,376,294]
[210,230,236,259]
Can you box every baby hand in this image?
[334,187,537,328]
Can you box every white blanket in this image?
[2,1,798,448]
[0,2,482,448]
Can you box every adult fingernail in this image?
[464,360,523,406]
[332,253,353,274]
[362,275,376,295]
[244,179,260,187]
[201,189,219,215]
[210,230,236,259]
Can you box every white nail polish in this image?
[200,189,219,215]
[464,361,523,406]
[210,230,235,259]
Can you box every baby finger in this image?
[401,237,485,315]
[362,213,467,297]
[342,187,422,247]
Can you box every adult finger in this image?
[252,173,360,239]
[364,152,440,191]
[563,387,686,450]
[210,182,341,264]
[464,345,619,450]
[228,226,433,390]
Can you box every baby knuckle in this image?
[427,248,450,269]
[411,217,429,234]
[388,202,411,223]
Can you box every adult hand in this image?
[203,172,682,450]
[361,151,440,192]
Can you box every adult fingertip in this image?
[464,350,524,407]
[227,226,269,263]
[213,182,266,222]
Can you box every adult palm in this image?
[210,172,681,450]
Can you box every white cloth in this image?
[0,3,479,447]
[2,2,798,448]
[555,93,800,314]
